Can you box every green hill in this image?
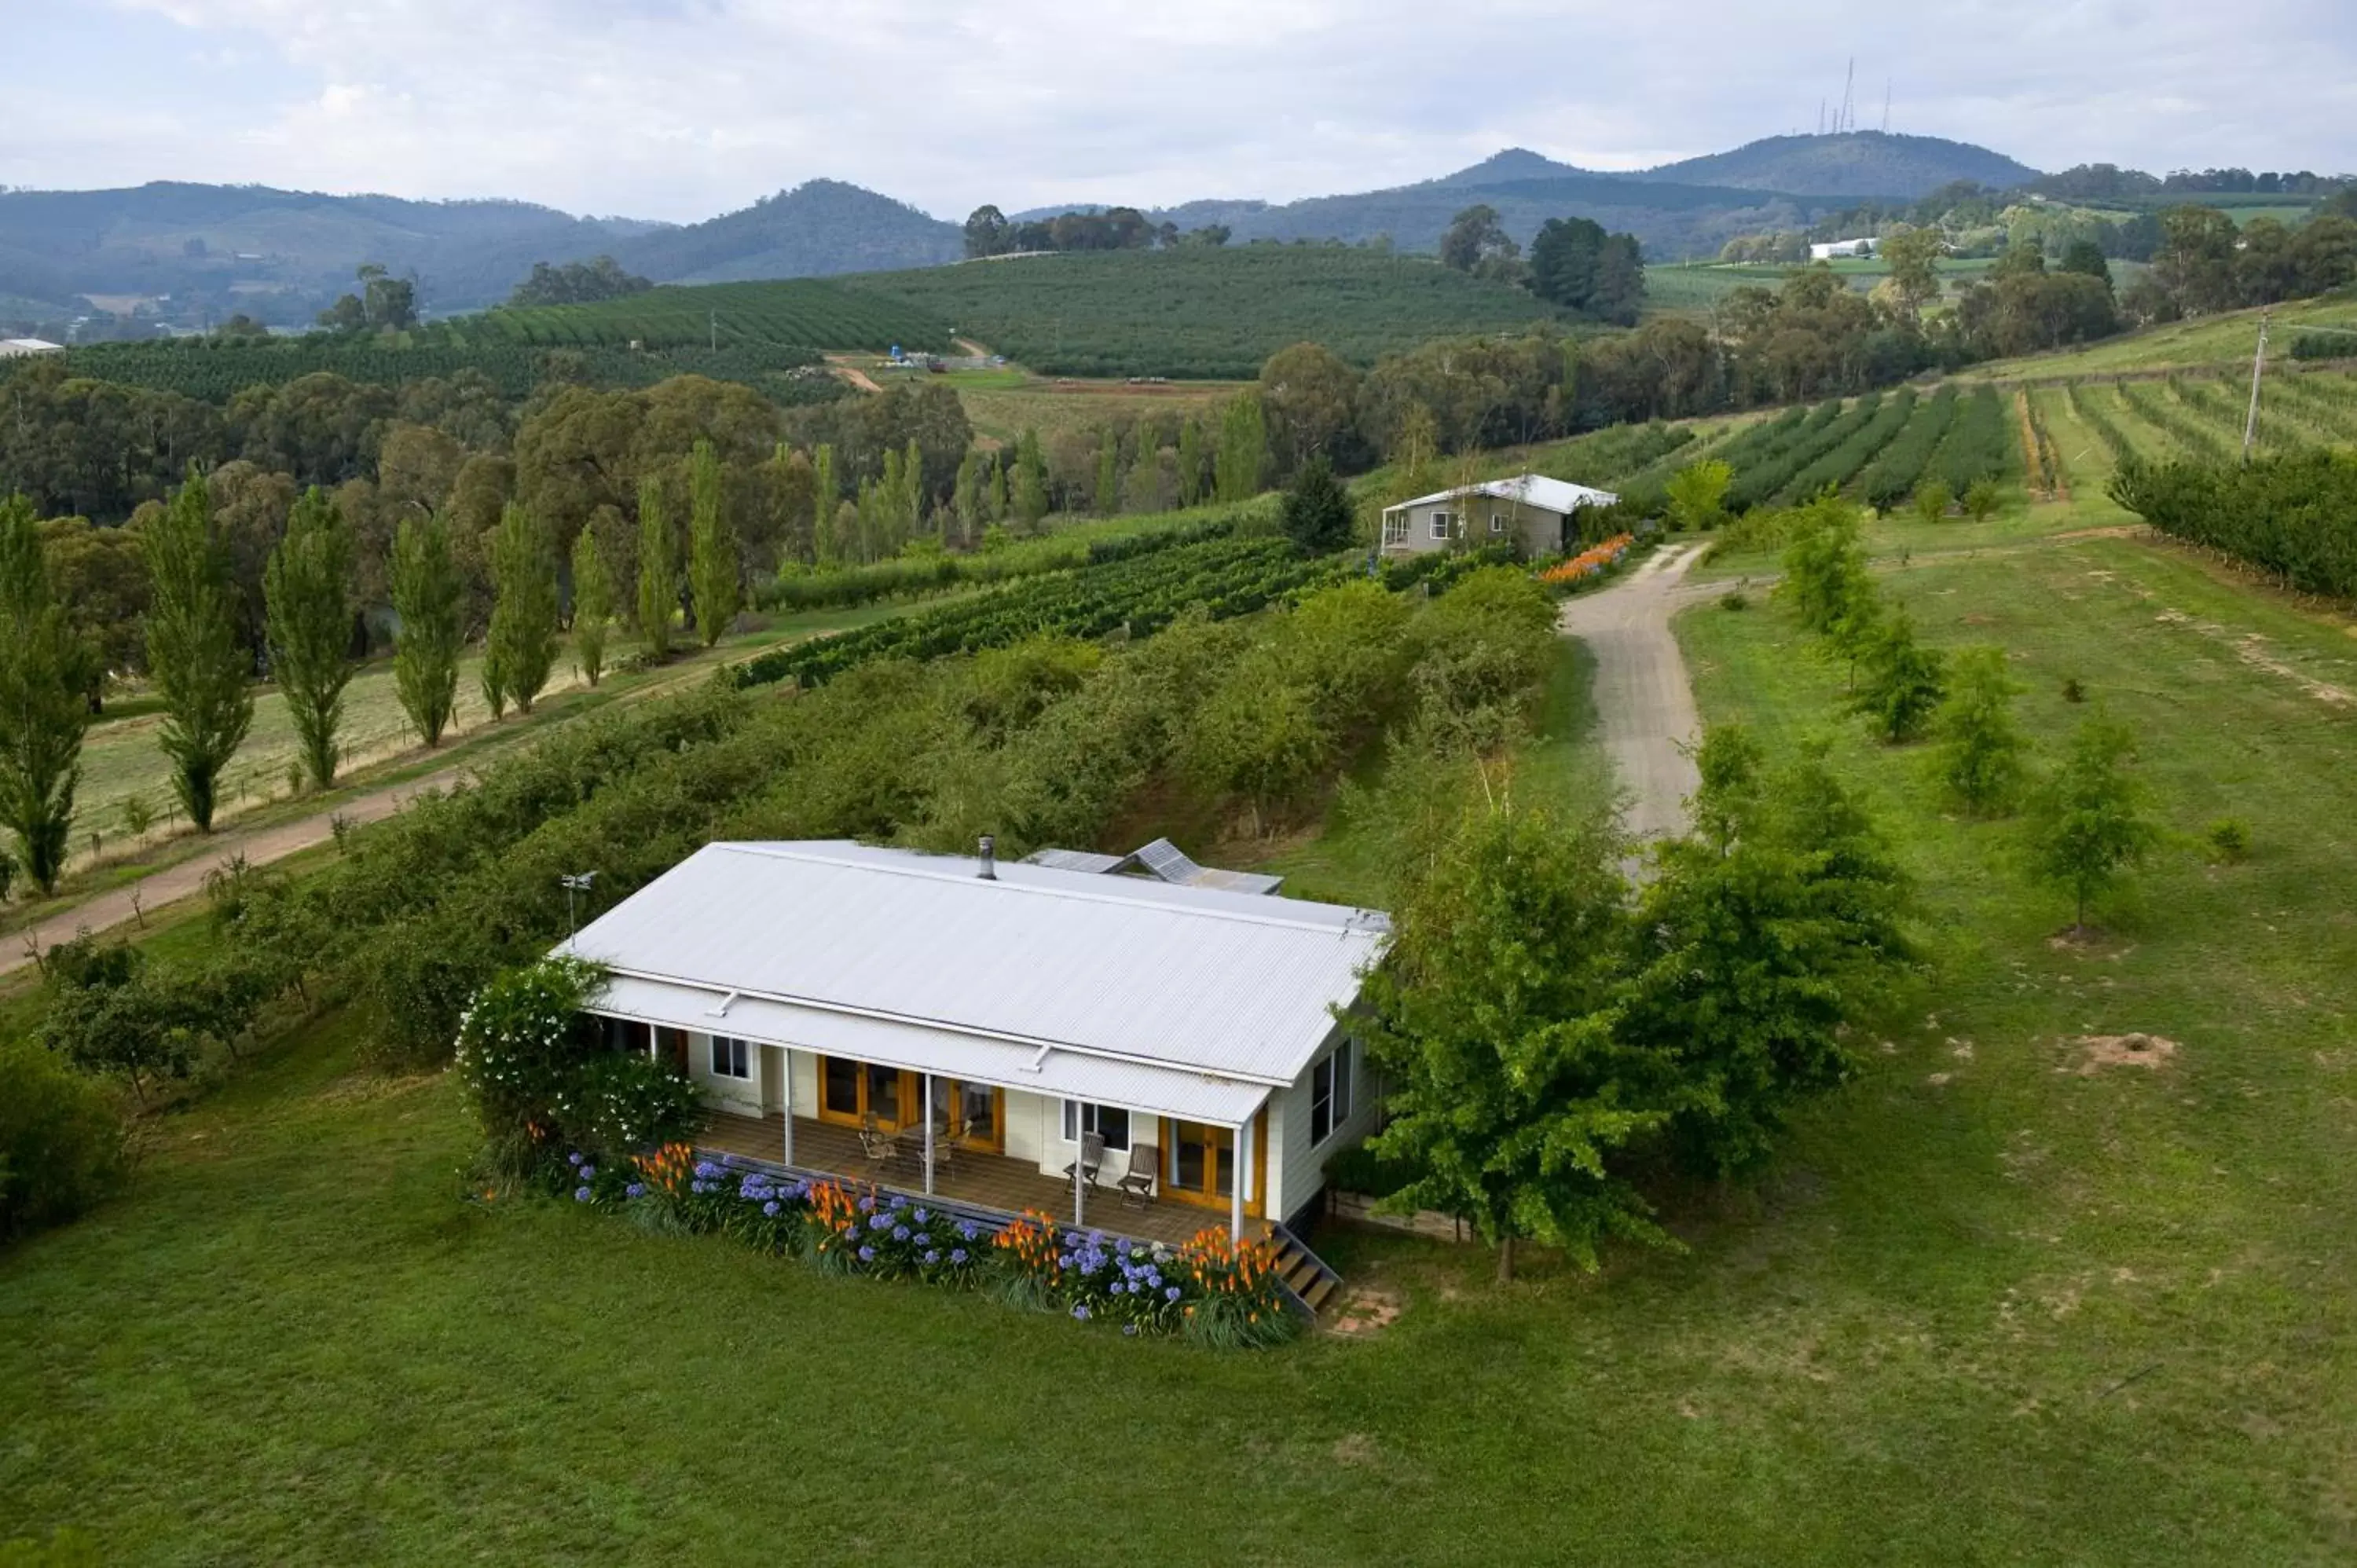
[1635,132,2040,198]
[600,179,962,285]
[836,247,1574,378]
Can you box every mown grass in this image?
[1959,294,2357,383]
[5,511,2357,1564]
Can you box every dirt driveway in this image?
[1557,543,1710,841]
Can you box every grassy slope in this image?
[1958,294,2357,383]
[9,501,2357,1562]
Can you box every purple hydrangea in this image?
[858,1245,876,1262]
[567,1152,585,1167]
[574,1185,592,1202]
[892,1225,910,1241]
[913,1208,929,1224]
[580,1166,596,1181]
[1071,1304,1091,1321]
[1164,1286,1182,1302]
[923,1249,940,1265]
[625,1182,646,1200]
[950,1248,968,1265]
[762,1200,781,1217]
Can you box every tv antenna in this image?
[561,871,597,936]
[1840,58,1857,134]
[1882,79,1892,134]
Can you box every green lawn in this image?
[6,514,2357,1563]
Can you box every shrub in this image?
[557,1051,702,1160]
[1963,478,2001,522]
[0,1040,126,1244]
[2206,817,2253,863]
[1912,478,1953,525]
[1718,590,1750,611]
[452,955,610,1149]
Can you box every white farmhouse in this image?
[1377,473,1621,558]
[1809,238,1876,261]
[557,837,1391,1311]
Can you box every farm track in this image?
[1558,544,1710,842]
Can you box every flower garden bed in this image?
[552,1143,1300,1349]
[1534,532,1637,592]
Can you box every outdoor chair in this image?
[1061,1130,1106,1188]
[1117,1144,1159,1209]
[856,1116,898,1167]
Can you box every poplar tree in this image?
[570,526,614,686]
[986,454,1009,524]
[952,449,982,547]
[901,438,925,541]
[487,501,559,713]
[812,444,839,565]
[0,494,95,892]
[1215,393,1268,504]
[390,513,462,746]
[1177,417,1205,507]
[635,474,676,659]
[687,440,739,648]
[1094,428,1120,515]
[263,485,355,789]
[1013,429,1048,529]
[142,469,253,831]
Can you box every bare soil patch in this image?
[1325,1285,1404,1338]
[2069,1033,2179,1075]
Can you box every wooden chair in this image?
[1061,1130,1106,1188]
[856,1113,898,1168]
[1117,1144,1160,1209]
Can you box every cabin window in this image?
[1310,1040,1354,1146]
[1380,515,1409,547]
[709,1035,749,1080]
[1428,510,1453,540]
[1061,1101,1132,1151]
[1490,512,1510,533]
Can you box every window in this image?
[1490,512,1508,534]
[1061,1101,1132,1151]
[709,1035,749,1079]
[1310,1040,1354,1146]
[1380,514,1409,547]
[1428,510,1453,540]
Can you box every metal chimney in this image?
[977,835,997,880]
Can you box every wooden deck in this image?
[697,1112,1228,1247]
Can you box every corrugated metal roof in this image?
[559,841,1388,1087]
[596,975,1270,1124]
[1382,473,1620,516]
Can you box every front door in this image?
[929,1077,1004,1152]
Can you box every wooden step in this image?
[1300,1273,1339,1314]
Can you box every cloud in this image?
[5,0,2352,220]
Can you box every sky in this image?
[5,0,2354,222]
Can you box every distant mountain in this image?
[1126,170,1844,262]
[0,181,664,321]
[1630,132,2041,199]
[995,135,2044,266]
[1430,148,1596,186]
[603,179,962,285]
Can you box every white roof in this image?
[559,841,1388,1107]
[1383,473,1619,517]
[0,338,64,357]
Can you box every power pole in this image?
[709,309,717,351]
[1882,80,1891,134]
[1841,58,1856,134]
[2241,311,2271,463]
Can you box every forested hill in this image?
[1631,131,2042,198]
[0,182,665,319]
[0,177,958,324]
[599,180,963,285]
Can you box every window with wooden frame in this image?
[1060,1101,1132,1151]
[1310,1039,1354,1147]
[1490,511,1508,533]
[1428,510,1453,540]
